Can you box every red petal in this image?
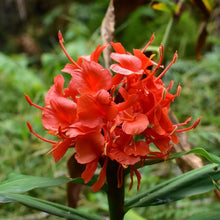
[82,61,112,93]
[122,113,149,135]
[111,73,124,86]
[90,44,107,62]
[45,75,65,105]
[124,141,149,156]
[117,94,138,111]
[51,139,72,162]
[133,49,155,69]
[111,42,126,54]
[111,64,135,75]
[68,61,112,95]
[42,97,77,130]
[111,53,142,73]
[61,63,77,75]
[75,132,104,164]
[92,157,108,192]
[131,166,141,190]
[95,90,118,120]
[81,158,98,183]
[109,146,139,165]
[77,94,103,128]
[153,136,170,153]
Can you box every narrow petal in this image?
[92,157,108,192]
[81,158,99,183]
[133,49,156,69]
[45,75,65,105]
[51,139,72,162]
[111,42,126,54]
[132,166,141,190]
[90,44,107,62]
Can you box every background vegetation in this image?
[1,0,220,219]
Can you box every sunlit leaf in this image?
[201,0,213,13]
[152,2,179,13]
[124,209,145,220]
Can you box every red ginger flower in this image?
[26,32,200,192]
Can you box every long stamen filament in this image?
[25,94,44,110]
[58,31,81,69]
[176,117,192,127]
[176,118,201,133]
[155,51,178,81]
[142,33,155,53]
[150,44,164,76]
[26,121,57,144]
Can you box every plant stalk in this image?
[106,160,125,220]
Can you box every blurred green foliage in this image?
[0,0,220,219]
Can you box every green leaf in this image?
[3,193,104,220]
[0,173,70,202]
[134,147,220,169]
[172,148,220,164]
[124,210,145,220]
[187,211,220,220]
[125,164,220,209]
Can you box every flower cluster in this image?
[26,32,200,192]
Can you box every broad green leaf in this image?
[0,174,70,202]
[125,164,220,209]
[187,211,220,220]
[2,193,104,220]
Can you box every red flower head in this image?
[26,32,200,192]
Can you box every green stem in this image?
[106,160,125,220]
